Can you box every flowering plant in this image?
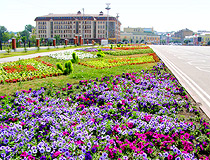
[0,58,62,83]
[79,54,158,69]
[0,63,209,160]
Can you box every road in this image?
[150,45,210,118]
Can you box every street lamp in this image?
[105,3,111,41]
[116,13,119,43]
[82,8,85,41]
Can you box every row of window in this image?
[53,21,92,24]
[39,30,46,33]
[39,35,47,38]
[38,26,47,29]
[38,22,46,25]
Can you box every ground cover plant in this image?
[79,54,157,69]
[102,49,154,56]
[0,62,210,160]
[49,51,97,60]
[0,58,62,84]
[76,48,113,52]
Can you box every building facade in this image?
[34,11,121,43]
[121,27,160,44]
[174,28,193,43]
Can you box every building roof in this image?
[34,13,121,24]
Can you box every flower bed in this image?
[76,48,114,52]
[0,59,62,83]
[0,63,209,159]
[49,51,97,60]
[79,54,158,69]
[103,49,154,56]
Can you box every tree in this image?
[2,32,10,44]
[122,38,128,42]
[54,35,61,45]
[136,40,139,44]
[10,32,15,39]
[21,36,27,47]
[0,26,7,41]
[20,30,30,40]
[25,24,35,32]
[184,39,191,44]
[140,40,145,43]
[15,32,21,48]
[207,41,210,46]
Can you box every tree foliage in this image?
[0,26,7,41]
[25,24,35,32]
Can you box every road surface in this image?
[150,45,210,118]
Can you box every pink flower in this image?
[127,123,133,128]
[20,122,26,126]
[168,155,173,160]
[184,133,190,139]
[53,151,61,158]
[20,151,28,158]
[147,148,153,154]
[28,155,35,160]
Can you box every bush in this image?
[56,63,63,72]
[56,61,73,75]
[71,52,80,63]
[6,47,11,54]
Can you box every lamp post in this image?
[82,8,85,42]
[105,3,111,42]
[116,13,119,43]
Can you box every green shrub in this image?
[56,61,73,75]
[56,63,63,72]
[6,47,11,54]
[97,52,105,57]
[72,52,80,63]
[110,44,113,49]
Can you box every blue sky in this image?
[1,0,210,32]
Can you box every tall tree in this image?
[21,36,27,47]
[2,32,10,45]
[54,35,61,45]
[15,32,21,47]
[0,26,7,41]
[25,24,35,32]
[20,30,30,41]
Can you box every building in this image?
[121,27,160,44]
[34,11,121,44]
[174,28,193,43]
[200,33,210,45]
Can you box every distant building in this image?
[174,28,193,43]
[200,34,210,45]
[121,27,160,44]
[34,11,121,43]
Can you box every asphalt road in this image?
[150,45,210,118]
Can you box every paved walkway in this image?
[0,48,77,63]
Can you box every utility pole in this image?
[116,13,119,43]
[105,3,111,42]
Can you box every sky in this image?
[1,0,210,33]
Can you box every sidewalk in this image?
[0,48,77,63]
[0,45,74,54]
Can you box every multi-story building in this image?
[121,27,160,44]
[174,28,193,43]
[34,11,121,43]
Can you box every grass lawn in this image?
[0,55,156,95]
